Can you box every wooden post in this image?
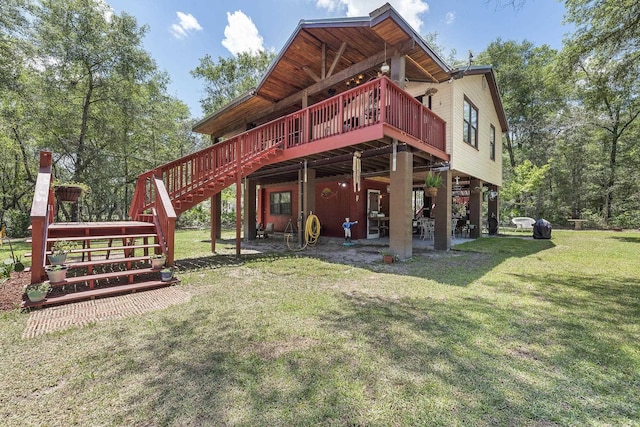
[469,179,483,239]
[389,149,413,259]
[434,170,452,250]
[30,151,53,284]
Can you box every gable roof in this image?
[193,3,453,137]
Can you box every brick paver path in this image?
[23,287,191,339]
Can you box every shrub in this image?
[3,208,30,238]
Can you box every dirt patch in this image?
[0,271,29,311]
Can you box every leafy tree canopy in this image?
[191,50,276,115]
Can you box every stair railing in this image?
[128,76,447,227]
[151,176,176,265]
[30,151,55,284]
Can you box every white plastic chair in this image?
[418,218,434,240]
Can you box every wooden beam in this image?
[302,66,322,83]
[406,55,438,83]
[322,43,326,79]
[327,42,347,78]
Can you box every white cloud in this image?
[170,11,203,39]
[315,0,429,33]
[221,10,264,56]
[445,11,455,24]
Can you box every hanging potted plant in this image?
[53,181,90,203]
[24,282,51,303]
[150,254,166,270]
[48,240,77,265]
[425,171,443,198]
[45,264,68,284]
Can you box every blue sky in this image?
[105,0,571,119]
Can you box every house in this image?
[190,3,507,257]
[26,3,507,307]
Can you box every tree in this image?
[564,0,640,76]
[501,159,551,218]
[566,54,640,221]
[560,0,640,222]
[476,39,566,169]
[191,50,275,115]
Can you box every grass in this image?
[0,229,639,425]
[0,239,31,267]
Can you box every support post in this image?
[469,179,483,238]
[210,193,221,252]
[302,166,316,232]
[434,170,452,250]
[488,185,499,232]
[389,149,413,259]
[244,178,257,241]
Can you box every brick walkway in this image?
[23,286,191,339]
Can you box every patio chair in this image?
[418,218,434,240]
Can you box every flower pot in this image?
[160,270,173,282]
[48,253,67,265]
[27,288,48,302]
[383,254,395,264]
[150,256,165,270]
[26,283,50,302]
[425,187,438,198]
[55,185,83,202]
[46,266,68,284]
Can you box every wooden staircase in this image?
[28,140,284,307]
[23,220,179,309]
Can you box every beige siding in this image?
[450,75,502,187]
[405,76,503,187]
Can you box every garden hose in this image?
[286,213,321,251]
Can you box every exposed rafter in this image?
[406,55,438,83]
[327,41,347,78]
[302,66,322,83]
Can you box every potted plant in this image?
[53,181,90,202]
[25,282,51,303]
[150,254,165,270]
[160,267,174,282]
[45,264,68,284]
[48,240,77,265]
[379,249,398,264]
[425,171,443,198]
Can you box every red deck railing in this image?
[30,151,55,284]
[129,76,446,219]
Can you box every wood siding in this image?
[406,76,503,187]
[258,178,388,240]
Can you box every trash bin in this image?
[488,216,499,235]
[533,218,552,239]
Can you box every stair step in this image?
[65,256,154,269]
[44,233,157,242]
[21,279,180,309]
[47,243,160,256]
[48,267,160,286]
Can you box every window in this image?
[270,191,291,215]
[463,97,478,148]
[489,124,496,161]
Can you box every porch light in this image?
[381,41,390,74]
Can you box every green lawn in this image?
[1,230,638,426]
